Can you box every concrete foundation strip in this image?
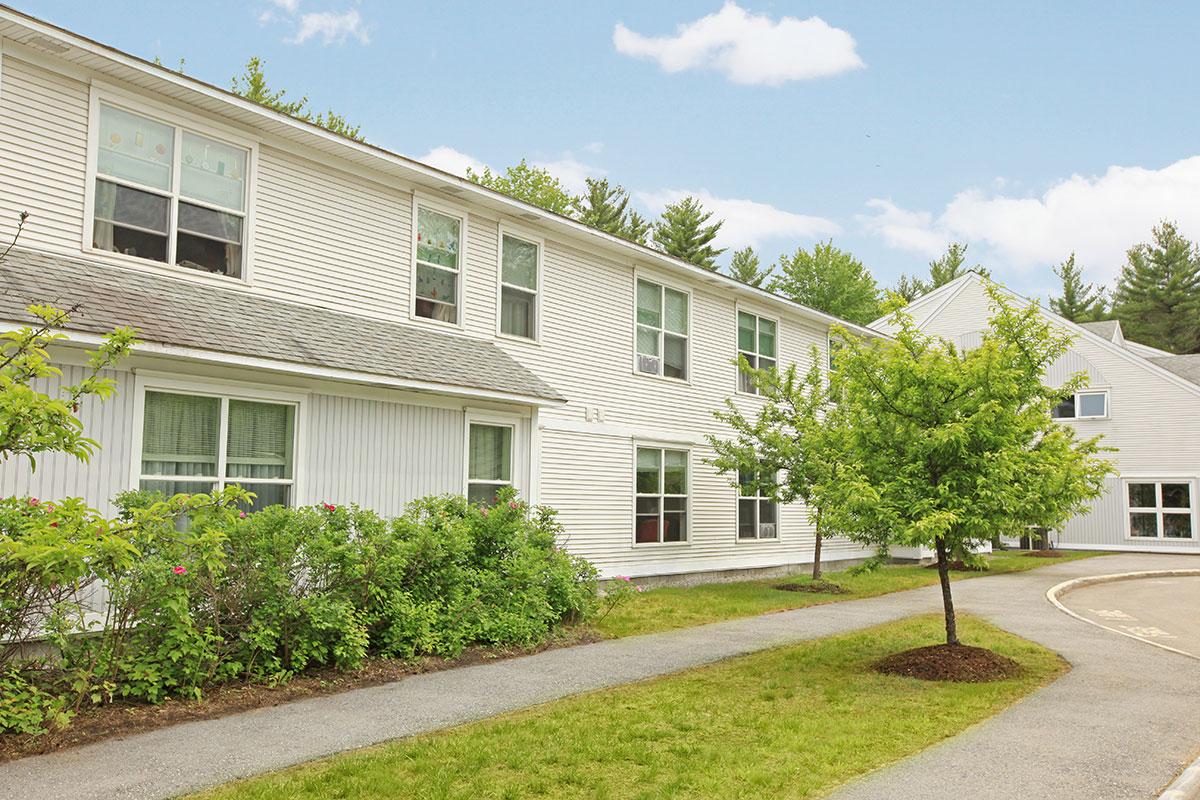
[1046,569,1200,800]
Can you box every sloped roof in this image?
[1150,354,1200,386]
[1078,320,1121,340]
[0,249,564,403]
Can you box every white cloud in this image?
[290,9,370,45]
[861,157,1200,281]
[533,156,605,196]
[583,141,605,155]
[419,146,488,177]
[637,188,839,250]
[613,2,864,86]
[270,0,299,11]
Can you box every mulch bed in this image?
[774,579,851,595]
[874,644,1022,683]
[923,560,988,572]
[1023,549,1068,558]
[0,628,601,764]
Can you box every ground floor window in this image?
[139,389,296,512]
[1127,480,1194,539]
[635,446,688,544]
[466,422,513,504]
[738,469,778,540]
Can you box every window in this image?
[634,447,688,543]
[1051,390,1108,420]
[737,311,778,394]
[499,233,539,340]
[1127,480,1194,539]
[414,204,463,324]
[92,102,248,278]
[737,469,778,540]
[138,390,295,512]
[635,279,688,380]
[466,423,513,504]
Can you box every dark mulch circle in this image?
[1023,549,1068,558]
[874,644,1022,683]
[923,560,988,572]
[774,579,851,595]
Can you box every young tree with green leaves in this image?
[652,196,725,270]
[891,273,929,303]
[708,351,845,580]
[824,284,1113,646]
[1112,220,1200,353]
[770,241,882,325]
[727,246,768,287]
[230,57,363,141]
[890,242,982,302]
[1049,253,1107,322]
[466,160,577,217]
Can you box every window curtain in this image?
[140,392,220,477]
[92,180,117,251]
[226,400,294,479]
[468,424,512,482]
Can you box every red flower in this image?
[322,502,337,512]
[172,565,187,575]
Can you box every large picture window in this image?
[93,102,248,278]
[635,446,688,544]
[139,390,296,513]
[466,423,513,504]
[499,233,540,340]
[737,469,778,540]
[414,205,463,324]
[635,279,688,380]
[1127,480,1194,539]
[737,311,777,394]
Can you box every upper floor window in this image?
[737,311,777,394]
[466,422,513,504]
[1051,390,1108,420]
[414,204,463,325]
[499,233,540,340]
[138,389,296,513]
[635,279,688,380]
[93,103,248,279]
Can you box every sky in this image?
[17,0,1200,301]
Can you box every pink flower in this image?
[508,501,519,510]
[238,511,247,519]
[172,566,187,575]
[481,507,490,517]
[322,503,336,512]
[636,586,645,593]
[27,498,39,507]
[616,575,630,582]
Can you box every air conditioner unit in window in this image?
[758,523,777,538]
[637,355,661,374]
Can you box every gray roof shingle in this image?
[0,248,563,402]
[1078,320,1121,340]
[1150,354,1200,387]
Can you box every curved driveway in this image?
[1059,575,1200,658]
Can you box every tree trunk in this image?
[811,511,823,581]
[934,537,959,645]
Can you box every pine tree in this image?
[466,160,576,216]
[231,57,363,141]
[652,196,725,270]
[1113,221,1200,353]
[573,178,629,235]
[770,241,882,325]
[928,242,974,288]
[892,273,929,302]
[1049,253,1107,322]
[727,246,768,287]
[623,210,651,246]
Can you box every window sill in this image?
[496,331,542,347]
[408,310,465,332]
[82,245,250,288]
[631,539,691,548]
[632,368,691,387]
[735,536,780,544]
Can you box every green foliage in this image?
[652,196,725,270]
[0,667,71,735]
[726,246,768,287]
[467,160,577,216]
[770,241,882,324]
[1049,253,1108,322]
[573,178,628,234]
[1112,220,1200,353]
[891,242,983,302]
[824,282,1115,643]
[231,57,363,142]
[622,210,652,246]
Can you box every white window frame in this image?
[736,468,780,542]
[410,194,469,330]
[84,84,258,284]
[632,274,691,383]
[1123,477,1197,541]
[128,374,305,508]
[1052,389,1110,420]
[463,412,518,503]
[495,223,544,343]
[632,443,691,546]
[735,306,779,396]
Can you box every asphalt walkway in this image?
[1,552,1196,800]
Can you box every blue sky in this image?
[18,1,1200,300]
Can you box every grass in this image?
[596,549,1106,638]
[193,614,1065,800]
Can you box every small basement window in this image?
[1127,480,1194,539]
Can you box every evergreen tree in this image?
[1049,253,1107,322]
[466,160,577,216]
[231,57,363,141]
[652,196,725,270]
[1113,221,1200,353]
[770,241,882,325]
[623,210,651,246]
[928,242,975,288]
[892,273,929,302]
[573,178,629,234]
[727,246,768,287]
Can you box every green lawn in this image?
[596,549,1106,638]
[194,615,1064,800]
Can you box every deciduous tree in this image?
[770,241,882,325]
[467,160,577,217]
[231,57,363,141]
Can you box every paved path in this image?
[1,553,1197,800]
[1061,575,1200,658]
